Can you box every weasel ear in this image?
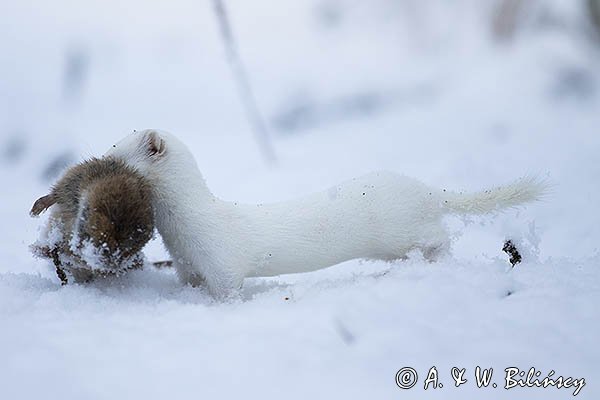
[145,131,166,158]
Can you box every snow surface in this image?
[1,0,599,399]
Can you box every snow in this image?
[1,0,599,398]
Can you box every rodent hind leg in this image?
[69,268,96,284]
[30,194,56,216]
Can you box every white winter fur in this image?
[106,130,547,298]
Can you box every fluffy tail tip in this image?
[514,175,553,202]
[443,174,552,215]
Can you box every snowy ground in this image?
[1,0,599,399]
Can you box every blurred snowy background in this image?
[1,0,599,399]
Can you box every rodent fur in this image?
[31,157,154,282]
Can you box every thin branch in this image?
[212,0,277,164]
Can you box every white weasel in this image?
[106,130,547,298]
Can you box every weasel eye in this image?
[112,144,116,148]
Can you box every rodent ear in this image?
[145,131,166,158]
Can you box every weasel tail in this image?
[442,176,548,215]
[106,130,548,299]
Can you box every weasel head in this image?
[105,129,201,187]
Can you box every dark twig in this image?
[492,0,525,42]
[502,240,522,267]
[212,0,277,164]
[152,260,174,268]
[589,0,600,38]
[50,248,68,285]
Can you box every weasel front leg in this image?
[174,261,206,287]
[174,261,243,299]
[205,269,244,300]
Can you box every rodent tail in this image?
[442,176,550,215]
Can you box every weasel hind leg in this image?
[421,240,450,262]
[419,223,452,262]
